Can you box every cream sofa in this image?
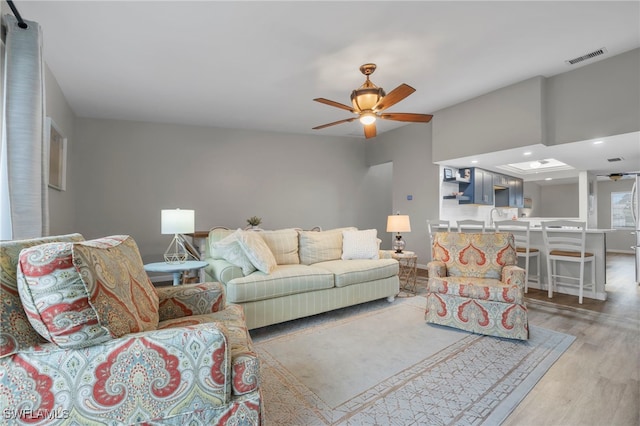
[204,227,400,329]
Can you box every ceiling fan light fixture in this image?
[351,87,385,112]
[359,112,376,125]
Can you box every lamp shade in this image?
[386,215,411,233]
[161,209,195,234]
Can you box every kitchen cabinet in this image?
[459,168,494,205]
[495,176,524,208]
[509,177,524,208]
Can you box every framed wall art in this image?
[47,117,67,191]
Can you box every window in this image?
[611,191,633,228]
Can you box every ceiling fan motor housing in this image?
[351,87,385,112]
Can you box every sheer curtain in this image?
[0,15,47,240]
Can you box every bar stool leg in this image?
[524,254,530,293]
[547,258,554,299]
[578,259,585,304]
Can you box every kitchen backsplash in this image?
[440,198,518,227]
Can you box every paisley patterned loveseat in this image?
[425,232,529,340]
[0,233,261,425]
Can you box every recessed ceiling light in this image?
[523,151,532,156]
[593,140,604,145]
[545,177,553,181]
[471,160,478,164]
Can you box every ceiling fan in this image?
[604,172,638,181]
[312,63,433,139]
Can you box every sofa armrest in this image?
[502,265,526,290]
[1,323,233,424]
[157,282,225,321]
[205,257,244,284]
[427,260,447,278]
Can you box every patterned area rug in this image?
[251,296,575,426]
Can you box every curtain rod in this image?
[7,0,28,29]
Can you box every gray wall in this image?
[432,76,545,162]
[357,162,393,245]
[538,183,580,218]
[73,118,371,262]
[546,48,640,146]
[45,65,77,236]
[367,123,439,266]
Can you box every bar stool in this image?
[427,220,450,244]
[457,219,486,233]
[427,220,450,259]
[494,220,540,293]
[541,220,595,304]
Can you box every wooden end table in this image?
[392,251,418,293]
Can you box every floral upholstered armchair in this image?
[425,232,529,340]
[0,233,261,425]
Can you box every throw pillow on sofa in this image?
[207,227,235,259]
[341,229,380,260]
[258,228,299,265]
[298,227,357,265]
[238,230,277,274]
[213,229,257,275]
[17,235,159,349]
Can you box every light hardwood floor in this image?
[502,253,639,426]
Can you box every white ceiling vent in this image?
[565,47,608,65]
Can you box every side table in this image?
[392,251,418,293]
[144,260,209,286]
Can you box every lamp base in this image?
[393,234,406,253]
[164,234,189,264]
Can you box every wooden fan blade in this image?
[374,84,415,111]
[380,113,433,123]
[364,122,377,139]
[313,98,355,112]
[312,117,357,130]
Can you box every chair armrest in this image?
[2,323,233,423]
[427,260,447,278]
[502,265,526,290]
[157,282,225,321]
[205,257,244,284]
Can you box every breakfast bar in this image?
[525,227,612,301]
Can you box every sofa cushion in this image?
[238,230,277,274]
[0,233,85,358]
[259,228,300,265]
[226,264,334,303]
[298,227,356,265]
[341,229,380,260]
[428,276,524,304]
[17,235,159,348]
[313,259,399,288]
[213,230,257,275]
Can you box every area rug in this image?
[251,296,575,426]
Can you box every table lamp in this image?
[387,213,411,253]
[161,208,195,264]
